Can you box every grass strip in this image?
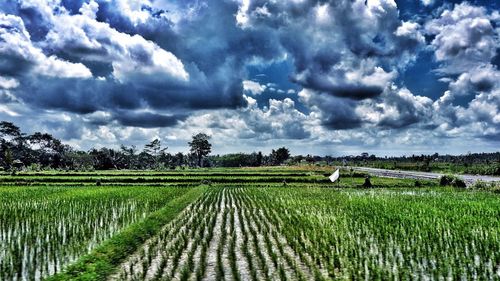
[45,186,206,281]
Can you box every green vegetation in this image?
[0,185,192,280]
[356,159,500,176]
[246,187,500,279]
[1,167,499,280]
[439,174,467,188]
[4,121,498,175]
[47,187,204,281]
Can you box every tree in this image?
[188,133,212,167]
[0,121,21,140]
[305,154,314,164]
[0,121,28,166]
[120,145,137,169]
[256,151,263,166]
[271,147,290,165]
[173,152,185,167]
[3,147,13,169]
[89,148,118,170]
[28,132,65,168]
[144,139,167,169]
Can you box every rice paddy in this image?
[0,168,499,280]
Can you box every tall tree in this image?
[144,139,167,169]
[188,133,212,167]
[256,151,263,166]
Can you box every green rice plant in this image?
[243,186,500,280]
[3,168,498,280]
[0,185,191,281]
[216,207,229,280]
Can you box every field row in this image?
[0,174,438,190]
[109,187,500,280]
[0,167,334,176]
[0,175,329,185]
[112,187,325,281]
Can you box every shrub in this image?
[439,175,453,186]
[451,177,466,188]
[440,175,466,188]
[471,180,500,192]
[362,176,372,188]
[201,179,212,185]
[471,180,488,190]
[27,163,42,172]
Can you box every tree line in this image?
[1,121,498,173]
[0,121,291,171]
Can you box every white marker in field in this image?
[329,169,340,183]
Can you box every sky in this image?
[0,0,499,156]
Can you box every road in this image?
[349,167,500,186]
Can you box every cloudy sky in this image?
[0,0,499,156]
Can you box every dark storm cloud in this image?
[0,0,425,132]
[299,90,363,129]
[323,113,363,130]
[92,0,283,91]
[43,118,86,139]
[0,1,254,128]
[0,55,34,77]
[471,76,495,92]
[291,75,384,100]
[1,0,498,147]
[115,111,186,128]
[16,74,246,117]
[13,75,144,113]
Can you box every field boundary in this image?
[46,186,206,281]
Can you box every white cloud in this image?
[176,96,313,141]
[113,0,152,25]
[395,21,425,44]
[0,77,19,89]
[345,64,397,90]
[425,3,498,74]
[0,104,19,116]
[420,0,434,6]
[44,11,189,82]
[359,87,433,128]
[0,13,92,79]
[242,80,266,95]
[79,0,99,19]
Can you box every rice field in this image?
[1,168,499,280]
[0,185,190,280]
